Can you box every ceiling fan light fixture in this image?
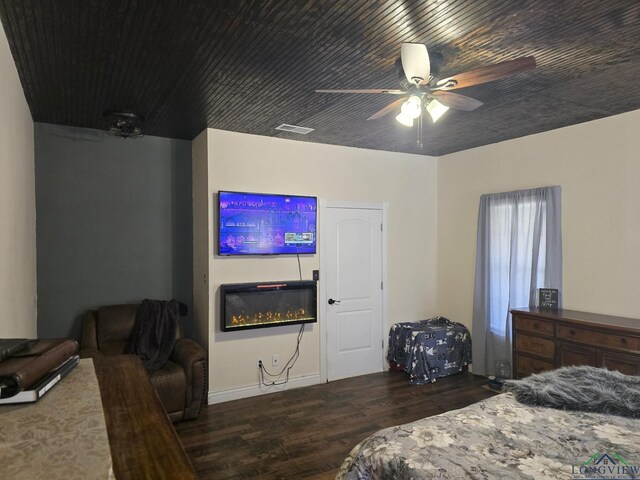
[396,95,422,126]
[104,111,145,139]
[395,112,414,127]
[426,99,449,123]
[401,95,422,119]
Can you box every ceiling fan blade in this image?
[367,97,407,121]
[315,88,406,94]
[431,91,483,111]
[436,56,536,90]
[401,43,430,86]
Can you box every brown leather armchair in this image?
[79,303,207,422]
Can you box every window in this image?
[487,197,547,336]
[472,186,562,377]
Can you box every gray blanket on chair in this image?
[126,299,178,373]
[504,365,640,418]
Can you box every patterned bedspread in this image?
[387,317,471,384]
[336,393,640,480]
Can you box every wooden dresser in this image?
[511,307,640,379]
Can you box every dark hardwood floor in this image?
[175,371,496,480]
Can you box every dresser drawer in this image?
[558,341,597,367]
[598,350,640,376]
[514,332,555,359]
[513,315,554,336]
[557,324,640,353]
[515,355,555,377]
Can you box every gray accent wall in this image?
[35,123,193,340]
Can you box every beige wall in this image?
[0,26,36,337]
[192,130,210,350]
[198,129,438,398]
[437,109,640,329]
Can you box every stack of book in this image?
[0,338,79,404]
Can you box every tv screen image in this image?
[218,191,317,255]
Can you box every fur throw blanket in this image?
[504,366,640,418]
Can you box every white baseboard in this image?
[207,373,322,405]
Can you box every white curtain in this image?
[472,186,562,377]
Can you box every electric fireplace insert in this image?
[220,280,317,331]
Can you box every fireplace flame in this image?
[230,308,310,326]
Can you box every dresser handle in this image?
[569,329,576,335]
[620,338,627,345]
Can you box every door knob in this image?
[328,298,341,305]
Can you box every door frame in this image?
[319,199,388,383]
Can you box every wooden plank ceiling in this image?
[1,0,639,156]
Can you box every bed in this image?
[387,317,471,384]
[336,366,640,480]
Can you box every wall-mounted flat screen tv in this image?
[218,191,317,256]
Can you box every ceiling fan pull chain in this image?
[417,114,424,150]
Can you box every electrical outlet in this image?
[272,354,279,367]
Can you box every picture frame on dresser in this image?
[537,288,559,310]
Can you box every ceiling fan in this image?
[316,43,536,130]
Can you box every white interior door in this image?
[325,206,384,381]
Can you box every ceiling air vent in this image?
[275,124,314,135]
